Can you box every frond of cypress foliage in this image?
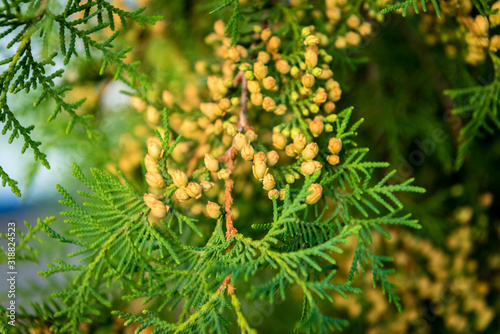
[1,298,63,333]
[445,52,500,169]
[0,0,161,196]
[0,217,54,264]
[38,161,187,333]
[210,0,244,44]
[380,0,441,18]
[35,105,425,333]
[0,217,63,333]
[382,1,500,169]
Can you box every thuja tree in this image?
[1,0,499,333]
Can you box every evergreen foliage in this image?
[0,0,161,196]
[1,0,499,333]
[210,0,244,44]
[31,108,423,333]
[381,0,441,18]
[446,52,500,168]
[382,0,500,169]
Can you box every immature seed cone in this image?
[329,84,342,102]
[144,154,159,173]
[214,19,225,35]
[268,189,280,200]
[319,68,333,80]
[231,97,240,106]
[275,104,287,115]
[346,31,361,46]
[302,74,315,89]
[200,181,214,191]
[245,130,258,142]
[290,127,301,141]
[266,150,279,166]
[324,101,336,114]
[253,61,268,80]
[204,154,220,172]
[226,46,241,62]
[261,28,272,42]
[305,49,318,68]
[285,173,295,184]
[302,143,319,161]
[195,61,208,75]
[186,182,202,199]
[293,134,307,153]
[143,193,159,208]
[218,98,231,111]
[150,201,168,218]
[254,151,267,164]
[301,161,317,176]
[263,173,276,191]
[262,97,276,112]
[252,162,268,180]
[347,15,360,29]
[312,67,323,78]
[257,51,271,64]
[162,90,174,108]
[286,144,297,157]
[130,96,146,112]
[262,76,277,90]
[310,104,320,114]
[272,132,287,150]
[247,80,261,93]
[335,36,347,49]
[359,22,372,37]
[146,106,160,125]
[276,60,291,74]
[147,144,163,162]
[206,201,221,219]
[146,172,165,189]
[234,133,248,151]
[175,187,191,202]
[304,35,319,46]
[314,91,328,104]
[237,45,248,59]
[218,168,231,180]
[147,137,163,160]
[226,123,238,137]
[200,103,223,119]
[306,184,323,204]
[313,161,323,172]
[310,118,324,137]
[328,137,342,154]
[251,92,263,106]
[267,36,281,51]
[241,144,255,161]
[327,154,340,165]
[170,170,188,188]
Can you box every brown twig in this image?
[216,274,234,294]
[35,0,49,20]
[237,74,249,132]
[223,158,238,240]
[215,71,250,295]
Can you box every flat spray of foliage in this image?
[0,0,499,333]
[0,0,160,196]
